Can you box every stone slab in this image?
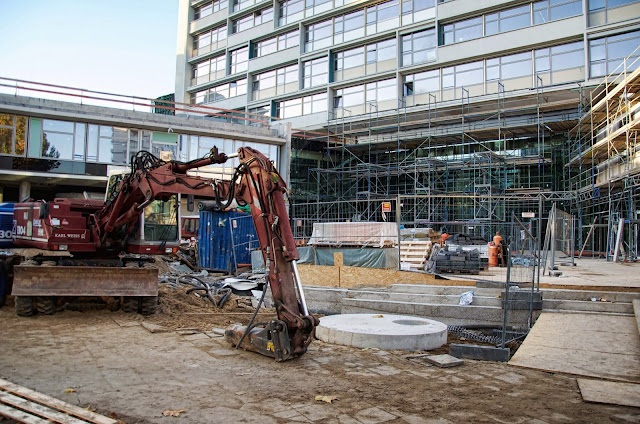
[140,322,170,334]
[578,379,640,407]
[316,313,447,351]
[449,344,510,362]
[423,354,464,368]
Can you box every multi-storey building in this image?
[176,0,640,255]
[176,0,640,128]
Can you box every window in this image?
[254,37,277,57]
[306,0,333,17]
[365,78,397,106]
[279,0,304,25]
[194,0,228,19]
[367,39,396,64]
[533,0,582,24]
[335,47,365,73]
[402,0,435,24]
[232,0,255,12]
[442,61,483,90]
[588,30,640,77]
[403,70,439,96]
[191,55,225,85]
[253,70,277,93]
[334,10,365,44]
[303,92,328,115]
[402,28,437,66]
[366,0,400,34]
[303,57,329,88]
[277,64,299,88]
[589,0,640,11]
[442,16,482,45]
[335,85,365,108]
[232,7,273,33]
[229,47,249,74]
[253,30,299,58]
[486,52,532,82]
[276,97,302,119]
[0,114,26,156]
[193,26,227,57]
[190,79,247,104]
[86,125,127,164]
[276,93,327,118]
[304,19,332,52]
[485,4,531,35]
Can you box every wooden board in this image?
[0,378,117,424]
[578,379,640,407]
[509,313,640,383]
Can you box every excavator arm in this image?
[93,147,318,361]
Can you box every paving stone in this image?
[183,333,210,341]
[299,403,341,422]
[355,406,397,424]
[402,417,453,424]
[423,354,464,368]
[494,372,525,385]
[208,348,238,357]
[140,322,170,333]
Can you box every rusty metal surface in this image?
[11,265,158,296]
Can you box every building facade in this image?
[176,0,640,129]
[176,0,640,257]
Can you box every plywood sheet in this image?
[297,264,472,289]
[509,313,640,383]
[297,265,340,287]
[578,379,640,407]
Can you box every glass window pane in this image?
[43,132,73,160]
[74,123,85,161]
[0,128,11,154]
[43,119,74,133]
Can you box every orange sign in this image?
[382,202,392,212]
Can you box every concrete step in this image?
[542,298,634,314]
[541,288,640,303]
[340,297,538,326]
[389,284,503,297]
[344,290,503,307]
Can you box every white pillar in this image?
[19,181,31,202]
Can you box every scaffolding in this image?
[290,78,579,246]
[567,47,640,261]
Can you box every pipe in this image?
[291,260,309,316]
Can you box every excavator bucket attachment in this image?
[225,321,295,362]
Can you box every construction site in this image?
[1,26,640,424]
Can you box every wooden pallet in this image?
[0,378,117,424]
[400,240,432,268]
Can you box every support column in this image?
[19,181,31,202]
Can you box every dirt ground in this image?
[1,287,638,423]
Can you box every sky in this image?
[0,0,179,102]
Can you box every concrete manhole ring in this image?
[316,313,447,351]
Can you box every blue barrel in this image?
[0,203,14,248]
[198,209,259,273]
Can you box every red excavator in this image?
[11,147,318,361]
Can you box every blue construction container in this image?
[0,203,14,248]
[198,209,259,273]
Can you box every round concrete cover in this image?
[316,314,447,351]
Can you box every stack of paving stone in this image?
[434,246,482,274]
